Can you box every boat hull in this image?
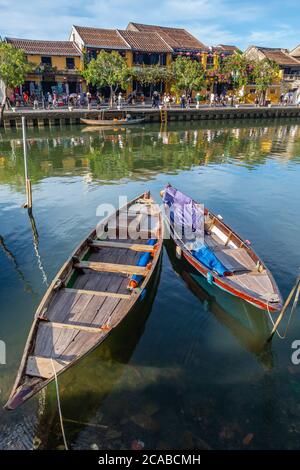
[80,118,145,126]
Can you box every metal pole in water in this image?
[22,116,32,210]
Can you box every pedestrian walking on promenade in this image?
[152,91,159,108]
[195,92,201,109]
[47,92,52,109]
[87,91,92,109]
[180,94,186,109]
[53,92,58,108]
[23,91,29,107]
[209,92,215,107]
[117,92,123,110]
[33,94,39,110]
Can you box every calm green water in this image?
[1,119,300,450]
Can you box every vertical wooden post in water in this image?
[22,116,32,210]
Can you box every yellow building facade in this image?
[5,38,84,96]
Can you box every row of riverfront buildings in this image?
[2,22,300,103]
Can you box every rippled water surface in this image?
[1,119,300,450]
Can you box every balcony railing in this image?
[283,73,300,81]
[34,64,81,75]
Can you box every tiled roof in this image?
[73,26,129,49]
[217,44,241,52]
[117,30,172,52]
[127,22,208,51]
[5,38,81,56]
[290,44,300,58]
[258,47,300,66]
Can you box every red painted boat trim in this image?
[183,250,279,313]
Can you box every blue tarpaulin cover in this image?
[192,245,228,276]
[131,239,157,286]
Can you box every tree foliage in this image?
[252,58,279,93]
[130,65,172,88]
[219,54,255,90]
[0,42,33,123]
[82,50,130,105]
[171,56,205,96]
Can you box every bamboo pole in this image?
[22,116,32,210]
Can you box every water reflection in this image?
[165,240,273,369]
[1,120,300,190]
[0,234,34,294]
[1,118,300,450]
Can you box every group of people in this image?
[7,90,99,110]
[7,88,300,110]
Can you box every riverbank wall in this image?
[2,106,300,129]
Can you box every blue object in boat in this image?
[192,245,229,277]
[131,239,157,286]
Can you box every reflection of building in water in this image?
[1,122,300,187]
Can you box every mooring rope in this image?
[267,276,300,342]
[51,358,69,450]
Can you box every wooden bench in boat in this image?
[215,247,257,273]
[26,356,69,379]
[63,288,131,299]
[74,260,148,276]
[89,240,156,252]
[39,320,110,334]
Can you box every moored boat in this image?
[80,117,145,126]
[161,184,282,313]
[5,192,163,410]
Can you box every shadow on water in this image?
[164,239,274,370]
[0,234,34,295]
[35,257,163,450]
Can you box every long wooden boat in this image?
[5,192,163,410]
[80,117,145,126]
[161,185,282,313]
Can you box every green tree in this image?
[171,56,205,96]
[130,65,173,96]
[82,50,130,107]
[0,42,33,125]
[220,54,255,92]
[252,59,279,105]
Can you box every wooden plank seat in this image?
[63,288,130,299]
[26,356,69,379]
[40,321,111,334]
[216,248,257,273]
[74,260,148,276]
[90,240,155,252]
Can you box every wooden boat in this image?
[161,185,282,313]
[80,117,145,126]
[5,192,163,410]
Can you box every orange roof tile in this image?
[5,38,81,56]
[74,26,129,50]
[127,22,208,51]
[117,30,172,52]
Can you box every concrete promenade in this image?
[2,104,300,129]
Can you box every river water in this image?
[0,119,300,450]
